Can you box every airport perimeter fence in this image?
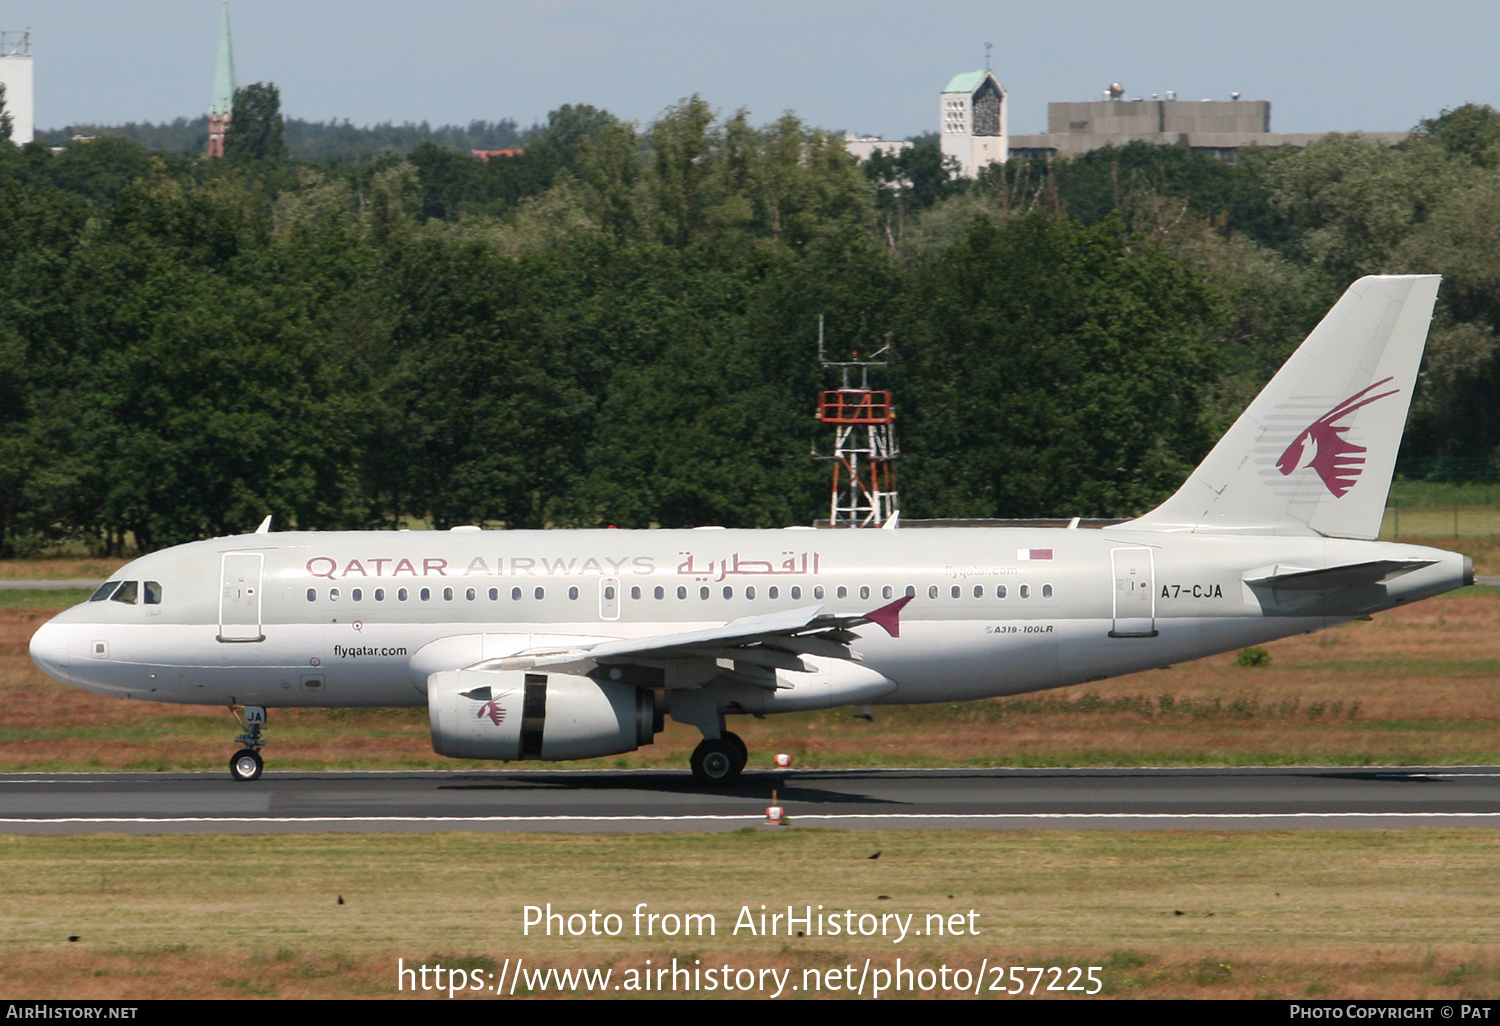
[1384,472,1500,539]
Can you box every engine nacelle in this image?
[427,669,656,761]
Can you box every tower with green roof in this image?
[940,68,1006,177]
[206,3,235,158]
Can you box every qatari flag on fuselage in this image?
[1017,549,1053,561]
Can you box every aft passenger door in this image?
[1109,547,1157,638]
[218,552,265,642]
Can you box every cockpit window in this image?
[90,581,122,602]
[110,581,139,605]
[144,581,163,605]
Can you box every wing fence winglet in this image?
[858,594,913,638]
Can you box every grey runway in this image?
[4,766,1500,833]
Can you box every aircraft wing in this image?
[466,595,913,688]
[1244,559,1437,592]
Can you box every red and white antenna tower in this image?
[813,316,899,527]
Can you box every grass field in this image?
[2,830,1499,999]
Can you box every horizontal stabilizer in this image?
[1245,559,1436,592]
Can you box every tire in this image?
[690,738,742,786]
[722,730,748,765]
[230,748,264,782]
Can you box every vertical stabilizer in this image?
[1130,274,1440,539]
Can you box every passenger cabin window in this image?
[769,586,779,599]
[306,588,316,602]
[997,585,1007,599]
[858,586,869,600]
[90,581,121,602]
[1043,584,1053,598]
[144,581,163,605]
[398,588,409,601]
[419,587,431,601]
[111,581,139,605]
[465,588,476,601]
[904,585,915,598]
[375,588,386,601]
[330,587,340,602]
[813,586,823,599]
[950,585,961,599]
[487,588,498,600]
[1020,585,1031,598]
[629,586,639,600]
[654,586,664,599]
[973,585,983,598]
[677,586,687,599]
[352,588,363,602]
[882,586,893,599]
[837,586,848,599]
[792,586,802,600]
[568,586,580,600]
[745,586,755,600]
[533,587,545,600]
[512,587,522,600]
[443,587,454,601]
[928,585,938,599]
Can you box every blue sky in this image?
[15,1,1500,137]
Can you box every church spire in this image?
[206,3,236,157]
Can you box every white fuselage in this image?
[28,526,1470,711]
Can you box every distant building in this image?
[471,149,526,162]
[0,31,34,145]
[1009,87,1408,164]
[940,69,1007,177]
[841,131,911,162]
[206,5,235,159]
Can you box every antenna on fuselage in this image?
[254,515,272,534]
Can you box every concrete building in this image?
[0,31,34,146]
[1009,88,1408,163]
[842,130,911,162]
[940,69,1007,177]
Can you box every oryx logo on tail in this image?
[1276,377,1399,497]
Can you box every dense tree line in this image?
[2,88,1499,556]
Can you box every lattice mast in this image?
[813,316,899,527]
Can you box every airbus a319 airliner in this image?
[29,275,1472,784]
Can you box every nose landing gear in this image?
[229,705,267,782]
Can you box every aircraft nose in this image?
[29,620,72,683]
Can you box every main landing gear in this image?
[690,731,747,786]
[229,705,267,782]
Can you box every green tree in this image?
[898,214,1222,518]
[0,82,11,144]
[1415,103,1500,168]
[224,82,287,164]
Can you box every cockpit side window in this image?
[143,581,163,605]
[110,581,139,605]
[90,581,122,602]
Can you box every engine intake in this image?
[428,669,656,761]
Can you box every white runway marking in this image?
[7,811,1500,825]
